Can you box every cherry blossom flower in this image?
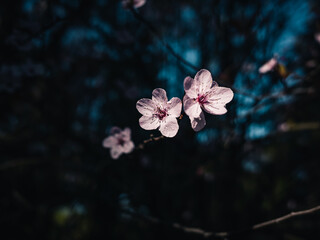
[136,88,182,138]
[102,127,134,159]
[259,57,278,74]
[122,0,146,9]
[183,69,234,132]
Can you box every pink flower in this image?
[259,57,278,74]
[102,127,135,159]
[315,33,320,44]
[183,69,234,131]
[122,0,146,9]
[136,88,182,138]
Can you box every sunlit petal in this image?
[194,69,213,94]
[152,88,168,106]
[139,115,160,130]
[136,98,156,116]
[159,116,179,138]
[203,87,234,115]
[184,97,202,118]
[184,76,198,98]
[167,97,182,118]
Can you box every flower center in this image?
[197,94,207,105]
[117,138,125,146]
[155,107,167,120]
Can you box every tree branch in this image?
[252,205,320,230]
[125,205,320,239]
[136,134,165,150]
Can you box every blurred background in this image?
[1,0,320,239]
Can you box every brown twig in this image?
[252,205,320,230]
[125,205,320,239]
[136,134,165,150]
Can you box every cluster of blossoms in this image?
[136,69,234,137]
[103,69,234,159]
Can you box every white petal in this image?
[203,86,233,115]
[207,86,234,104]
[167,97,182,118]
[202,102,227,115]
[110,146,122,159]
[184,96,202,118]
[259,58,277,74]
[184,76,198,98]
[136,98,156,116]
[102,136,117,148]
[139,115,160,130]
[194,69,213,94]
[189,111,206,132]
[159,116,179,138]
[122,141,135,153]
[152,88,168,106]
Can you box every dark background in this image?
[1,0,320,239]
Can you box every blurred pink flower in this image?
[136,88,182,138]
[122,0,146,9]
[315,33,320,44]
[183,69,234,131]
[258,57,277,74]
[102,127,134,159]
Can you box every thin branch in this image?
[135,114,187,150]
[252,205,320,230]
[124,205,320,239]
[136,134,165,150]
